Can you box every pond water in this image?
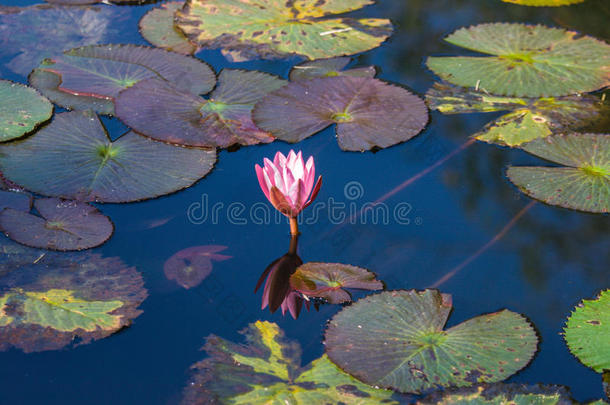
[0,0,608,404]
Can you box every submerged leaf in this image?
[419,383,576,404]
[507,133,609,213]
[0,111,217,203]
[116,69,286,148]
[427,23,610,97]
[0,80,53,143]
[29,44,216,115]
[564,290,610,373]
[0,198,113,251]
[164,245,231,289]
[253,76,428,151]
[0,251,147,352]
[183,320,398,404]
[325,290,538,394]
[426,83,602,146]
[0,189,32,212]
[139,2,198,55]
[290,57,376,81]
[290,262,383,304]
[176,0,393,60]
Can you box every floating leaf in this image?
[507,133,609,213]
[289,57,376,81]
[175,0,393,60]
[183,320,399,404]
[253,76,428,151]
[29,44,216,115]
[164,245,231,289]
[426,82,602,146]
[564,290,610,373]
[325,290,538,394]
[289,262,383,304]
[116,69,286,148]
[0,5,130,77]
[0,111,216,203]
[0,190,31,212]
[426,23,610,97]
[501,0,585,5]
[419,383,576,404]
[0,252,147,352]
[0,198,113,251]
[0,80,53,143]
[45,0,155,4]
[139,2,198,55]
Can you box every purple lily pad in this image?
[29,44,216,115]
[164,245,231,289]
[115,69,286,148]
[289,57,376,82]
[0,110,217,203]
[252,76,428,151]
[290,262,383,304]
[0,198,113,251]
[0,190,32,212]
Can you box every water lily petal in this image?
[255,164,270,200]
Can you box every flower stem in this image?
[289,217,299,236]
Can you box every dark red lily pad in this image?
[290,262,383,304]
[0,252,147,353]
[115,69,286,148]
[289,57,376,81]
[252,76,428,151]
[0,198,113,251]
[0,190,32,212]
[164,245,231,289]
[29,44,216,115]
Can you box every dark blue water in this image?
[0,0,608,403]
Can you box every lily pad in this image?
[426,23,610,97]
[426,82,602,146]
[0,190,32,212]
[29,44,216,115]
[115,69,286,148]
[420,383,576,404]
[325,289,538,394]
[164,245,231,289]
[139,2,198,55]
[253,76,428,151]
[175,0,393,61]
[502,0,585,5]
[0,80,53,143]
[0,198,113,251]
[183,320,399,404]
[289,57,376,81]
[564,290,610,373]
[507,133,609,213]
[0,252,147,352]
[289,262,383,304]
[0,5,131,77]
[0,110,217,203]
[46,0,155,4]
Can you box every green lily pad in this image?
[426,83,602,147]
[507,133,609,213]
[115,69,286,148]
[289,57,376,81]
[426,23,610,97]
[0,80,53,142]
[0,190,32,212]
[253,76,428,151]
[289,262,383,304]
[0,111,216,203]
[183,320,399,404]
[139,2,198,55]
[0,5,131,77]
[502,0,585,5]
[0,252,147,352]
[175,0,393,60]
[0,198,113,251]
[325,289,538,394]
[419,383,576,404]
[564,290,610,373]
[29,44,216,115]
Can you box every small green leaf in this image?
[419,383,577,404]
[0,80,52,142]
[501,0,585,5]
[139,2,198,55]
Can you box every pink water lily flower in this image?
[255,150,322,235]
